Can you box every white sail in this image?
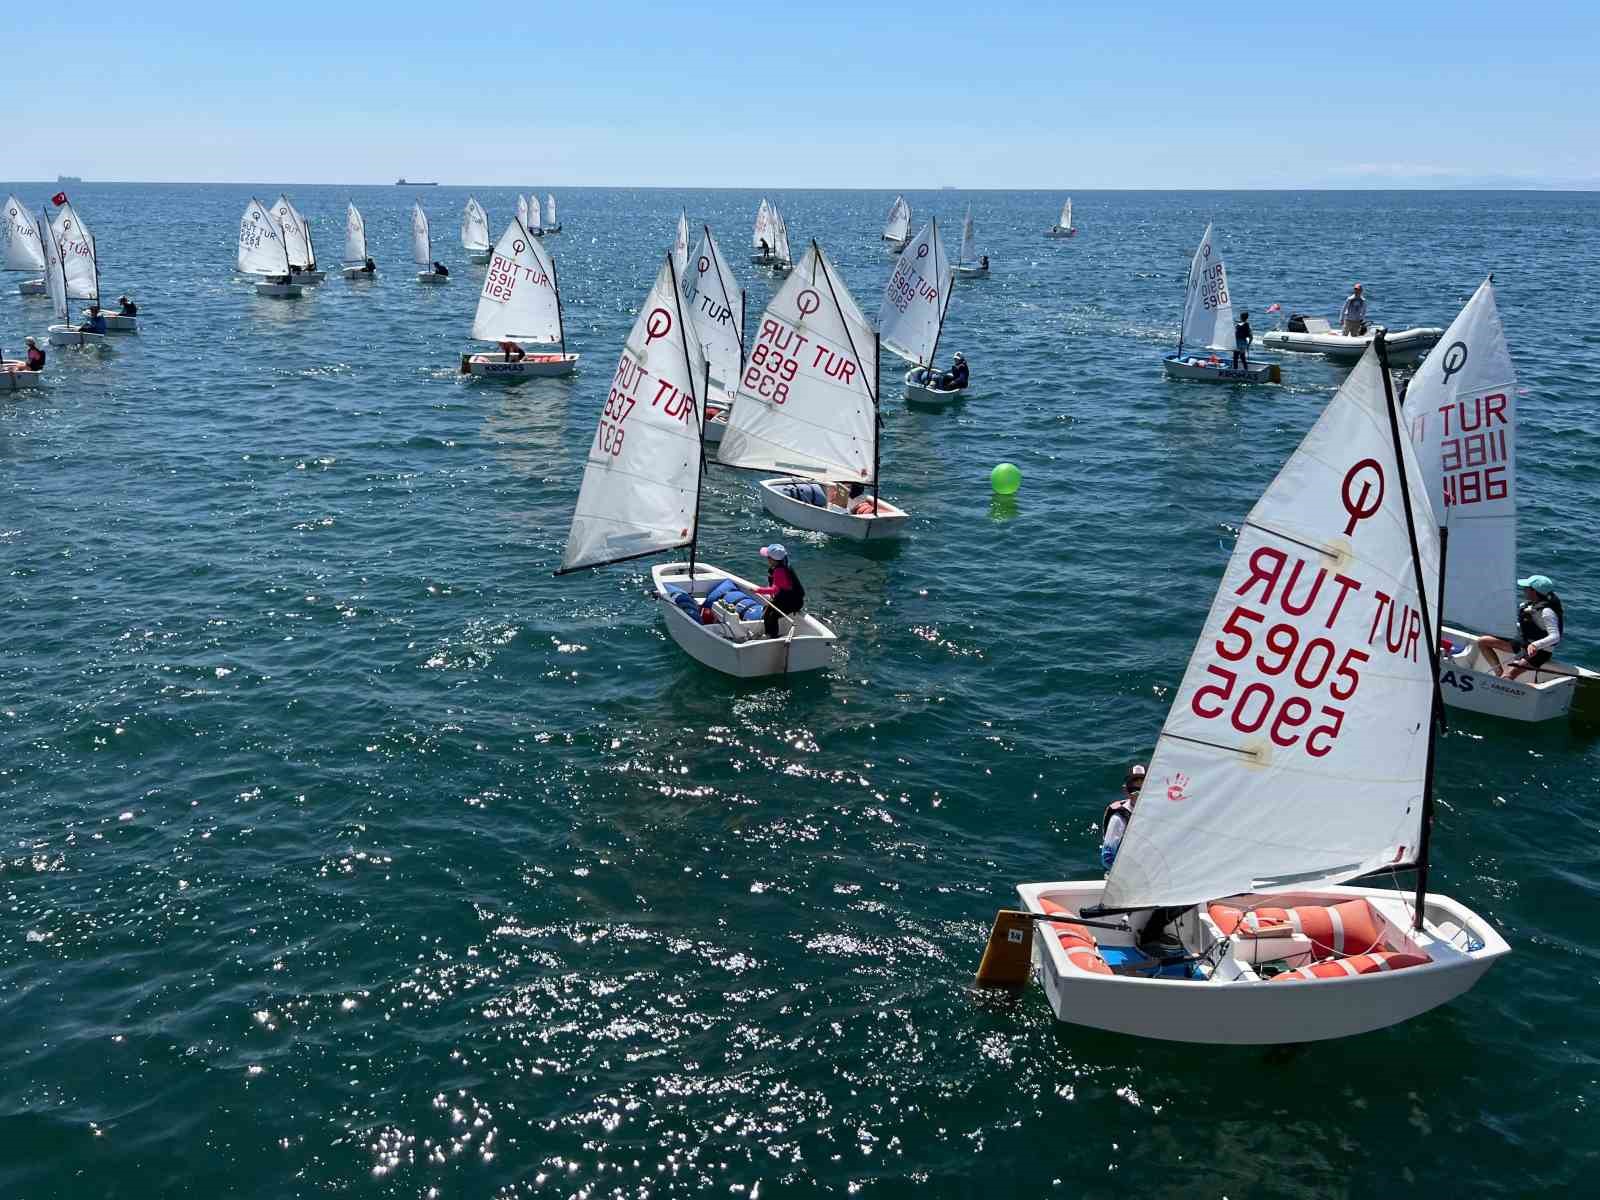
[344,202,367,264]
[1103,348,1440,910]
[43,210,68,321]
[771,208,791,265]
[685,225,744,404]
[471,218,563,345]
[50,203,97,302]
[272,195,312,269]
[411,202,431,266]
[960,207,976,265]
[301,212,319,269]
[2,195,45,271]
[517,194,529,230]
[1402,278,1517,637]
[462,197,490,251]
[560,254,708,573]
[882,195,911,243]
[545,193,557,228]
[673,210,690,278]
[238,197,290,276]
[753,198,773,251]
[878,219,952,367]
[526,193,542,234]
[718,241,878,483]
[1059,198,1073,229]
[1179,223,1233,353]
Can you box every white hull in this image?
[953,264,989,277]
[545,224,561,234]
[749,252,776,266]
[101,313,139,333]
[1044,227,1077,238]
[758,479,909,542]
[1262,325,1442,365]
[651,562,836,678]
[465,249,490,263]
[2,363,43,391]
[342,266,377,280]
[18,278,46,295]
[291,270,325,285]
[904,366,967,407]
[883,238,909,253]
[1018,880,1508,1044]
[461,351,580,379]
[1437,623,1597,723]
[47,325,112,349]
[1163,352,1280,384]
[416,272,449,284]
[254,281,304,298]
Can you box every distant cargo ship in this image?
[397,178,438,186]
[57,175,82,184]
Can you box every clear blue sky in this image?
[4,1,1594,188]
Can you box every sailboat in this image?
[412,202,446,283]
[3,195,46,295]
[516,194,530,233]
[978,336,1509,1044]
[557,252,837,677]
[341,202,375,279]
[544,193,561,234]
[0,340,43,390]
[459,216,579,379]
[718,242,908,541]
[1045,197,1076,238]
[673,209,690,280]
[952,206,988,277]
[462,197,491,263]
[1163,223,1280,384]
[683,224,745,445]
[751,198,776,266]
[238,197,302,297]
[885,221,961,406]
[881,195,911,252]
[1404,278,1600,723]
[525,193,545,237]
[42,205,109,349]
[272,195,324,284]
[767,206,793,275]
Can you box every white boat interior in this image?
[759,478,909,541]
[652,562,836,678]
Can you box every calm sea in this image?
[3,184,1598,1198]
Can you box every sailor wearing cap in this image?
[1478,574,1564,680]
[1100,764,1146,870]
[752,543,807,639]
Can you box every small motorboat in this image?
[1262,316,1442,365]
[759,479,908,542]
[904,366,966,406]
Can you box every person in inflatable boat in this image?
[1477,574,1563,680]
[1099,764,1144,870]
[1340,283,1367,336]
[752,544,806,639]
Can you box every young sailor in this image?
[1099,764,1145,870]
[431,261,449,278]
[25,336,44,371]
[82,306,109,334]
[1478,574,1564,680]
[1233,310,1252,368]
[753,544,806,639]
[117,295,137,317]
[361,257,377,274]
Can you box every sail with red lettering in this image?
[753,199,773,251]
[2,195,45,271]
[878,220,952,368]
[685,225,744,407]
[1401,278,1516,638]
[471,218,563,345]
[717,241,877,482]
[1178,222,1234,354]
[49,202,97,302]
[1102,347,1439,909]
[559,254,707,573]
[272,195,312,270]
[238,197,290,276]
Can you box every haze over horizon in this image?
[5,1,1595,191]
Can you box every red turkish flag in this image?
[50,192,68,206]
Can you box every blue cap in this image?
[1518,574,1555,594]
[760,543,788,562]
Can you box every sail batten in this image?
[1102,348,1440,910]
[878,220,952,367]
[471,218,563,344]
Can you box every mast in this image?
[872,331,882,504]
[925,218,949,371]
[1374,331,1446,931]
[668,250,705,582]
[551,247,568,356]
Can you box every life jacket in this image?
[26,347,46,370]
[1517,593,1564,645]
[1101,796,1135,835]
[769,563,805,613]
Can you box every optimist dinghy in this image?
[882,221,963,406]
[683,225,745,445]
[1264,314,1442,366]
[544,193,561,234]
[459,216,579,379]
[461,196,491,263]
[750,198,777,266]
[239,197,303,297]
[42,203,112,349]
[718,241,908,542]
[272,195,324,284]
[2,347,43,391]
[341,203,376,280]
[672,209,690,280]
[4,196,47,295]
[952,207,988,277]
[1045,197,1076,238]
[881,195,911,253]
[412,202,447,283]
[1162,223,1280,384]
[976,337,1509,1044]
[1402,277,1600,724]
[557,252,837,677]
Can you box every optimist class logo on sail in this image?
[743,291,861,408]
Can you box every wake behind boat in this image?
[1162,223,1280,384]
[977,336,1508,1044]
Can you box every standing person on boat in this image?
[1233,310,1252,369]
[117,295,137,317]
[1340,283,1367,335]
[753,544,806,639]
[1478,575,1564,680]
[1099,764,1145,870]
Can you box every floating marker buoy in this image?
[991,462,1021,495]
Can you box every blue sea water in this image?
[3,184,1600,1197]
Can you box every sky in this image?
[3,1,1596,188]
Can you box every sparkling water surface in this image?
[3,184,1599,1198]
